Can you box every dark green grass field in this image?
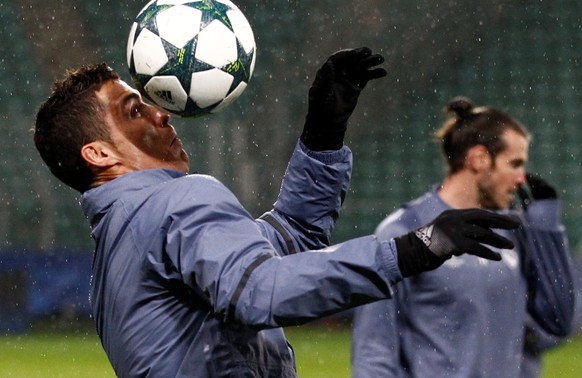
[1,323,580,377]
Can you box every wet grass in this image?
[0,332,114,377]
[0,322,580,377]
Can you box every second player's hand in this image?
[517,173,558,209]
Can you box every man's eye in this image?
[512,161,524,168]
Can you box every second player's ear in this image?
[81,141,119,168]
[466,145,491,173]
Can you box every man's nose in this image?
[149,104,171,127]
[517,170,527,186]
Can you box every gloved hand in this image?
[301,47,387,151]
[394,209,520,277]
[517,173,558,210]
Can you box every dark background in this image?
[1,0,582,328]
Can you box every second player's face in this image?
[479,129,529,209]
[96,79,190,173]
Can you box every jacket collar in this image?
[81,169,186,223]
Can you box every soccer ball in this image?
[127,0,256,118]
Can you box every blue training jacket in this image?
[81,142,403,378]
[351,187,574,378]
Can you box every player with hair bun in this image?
[351,96,575,378]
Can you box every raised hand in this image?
[301,47,387,151]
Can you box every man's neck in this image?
[438,171,482,209]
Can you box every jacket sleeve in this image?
[233,236,401,328]
[256,141,352,255]
[165,175,402,330]
[519,199,575,337]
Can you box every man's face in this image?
[96,79,189,173]
[478,129,529,209]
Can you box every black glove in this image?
[301,47,387,151]
[517,173,557,210]
[394,209,520,277]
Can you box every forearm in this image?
[230,235,401,329]
[257,140,353,253]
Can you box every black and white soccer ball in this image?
[127,0,256,118]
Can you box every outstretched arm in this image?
[166,177,519,330]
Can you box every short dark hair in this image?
[34,63,120,192]
[435,96,531,174]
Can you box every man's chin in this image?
[483,201,508,211]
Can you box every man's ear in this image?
[466,145,492,173]
[80,141,118,168]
